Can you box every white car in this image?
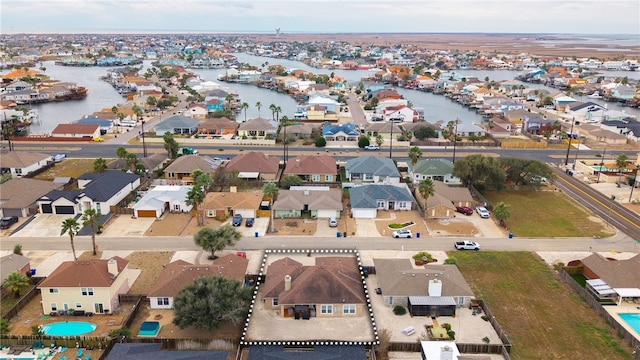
[392,229,412,238]
[364,145,380,151]
[328,217,338,227]
[475,206,491,219]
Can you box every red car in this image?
[456,206,473,216]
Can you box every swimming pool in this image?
[619,313,640,335]
[42,321,96,336]
[138,321,161,337]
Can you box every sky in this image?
[1,0,639,35]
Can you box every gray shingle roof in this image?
[106,343,228,360]
[247,345,365,360]
[345,156,400,178]
[349,184,414,209]
[410,158,454,176]
[78,171,139,202]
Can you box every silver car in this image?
[475,206,491,219]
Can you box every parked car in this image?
[91,137,104,142]
[392,229,412,238]
[53,154,66,162]
[245,218,255,227]
[329,217,338,227]
[364,145,380,151]
[232,214,243,226]
[455,206,473,216]
[475,206,491,219]
[0,216,19,229]
[454,240,480,250]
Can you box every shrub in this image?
[444,258,457,265]
[481,315,490,321]
[393,305,407,316]
[388,223,405,229]
[447,330,455,339]
[13,244,22,255]
[315,136,327,147]
[482,336,490,343]
[412,251,433,263]
[442,323,452,331]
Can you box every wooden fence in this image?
[2,278,45,321]
[559,269,640,357]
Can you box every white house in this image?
[0,152,53,178]
[132,185,193,218]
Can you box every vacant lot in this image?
[33,158,103,180]
[453,251,633,360]
[483,190,613,237]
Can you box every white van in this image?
[118,120,137,127]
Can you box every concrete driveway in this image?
[235,217,269,237]
[11,214,72,237]
[100,215,155,237]
[315,218,340,237]
[355,219,382,237]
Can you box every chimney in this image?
[284,275,291,291]
[295,158,300,167]
[230,186,237,193]
[440,345,454,360]
[107,259,119,277]
[303,189,309,196]
[428,279,442,297]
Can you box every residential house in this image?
[108,153,169,173]
[148,254,248,309]
[452,123,485,138]
[37,170,140,215]
[205,98,224,112]
[575,124,628,145]
[38,257,130,315]
[420,342,461,360]
[307,94,339,112]
[523,115,553,135]
[345,156,401,184]
[381,104,419,122]
[185,103,209,119]
[567,102,606,120]
[423,192,457,219]
[601,119,640,143]
[163,155,223,184]
[273,189,343,218]
[0,178,62,217]
[224,151,281,181]
[374,258,474,311]
[260,256,366,317]
[283,155,337,183]
[197,117,239,136]
[322,123,360,142]
[579,253,640,303]
[283,123,315,139]
[203,189,263,219]
[408,158,460,184]
[0,151,53,178]
[107,343,228,360]
[305,105,338,121]
[153,115,199,135]
[133,186,193,218]
[348,184,415,218]
[51,124,101,139]
[487,117,514,137]
[1,254,31,296]
[432,181,473,207]
[237,118,277,138]
[364,122,403,143]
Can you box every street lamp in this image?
[629,165,640,203]
[452,119,458,164]
[572,135,582,170]
[564,117,575,166]
[596,144,607,183]
[141,120,147,157]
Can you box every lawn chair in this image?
[84,355,92,360]
[76,348,83,358]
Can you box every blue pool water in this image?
[138,321,160,337]
[619,313,640,335]
[42,321,96,336]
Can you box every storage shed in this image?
[408,296,457,317]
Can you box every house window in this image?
[75,302,82,308]
[312,175,320,182]
[174,204,180,211]
[168,172,175,178]
[50,303,57,312]
[387,297,394,306]
[207,210,214,217]
[398,202,406,209]
[157,297,170,306]
[320,304,332,314]
[49,288,59,294]
[272,298,278,306]
[15,169,22,175]
[343,304,356,314]
[81,288,94,296]
[96,203,101,212]
[325,175,332,181]
[376,200,385,209]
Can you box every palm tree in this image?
[225,94,235,110]
[61,218,80,260]
[186,170,212,226]
[616,153,629,183]
[418,178,435,219]
[269,104,277,121]
[3,271,30,298]
[93,157,108,173]
[376,134,384,147]
[408,146,423,166]
[274,106,282,123]
[82,208,101,255]
[255,102,262,118]
[132,104,143,121]
[125,153,138,171]
[263,182,279,233]
[240,102,249,122]
[493,202,510,227]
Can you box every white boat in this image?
[587,91,602,99]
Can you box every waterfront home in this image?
[575,124,628,145]
[451,123,485,138]
[304,105,338,121]
[38,257,131,315]
[307,94,339,113]
[272,188,343,219]
[205,98,224,112]
[348,184,414,218]
[51,124,101,139]
[567,101,606,120]
[260,256,366,317]
[163,155,223,184]
[550,92,578,110]
[107,344,228,360]
[408,159,459,185]
[0,178,62,217]
[381,104,418,122]
[0,151,53,178]
[153,115,199,135]
[185,103,208,118]
[148,254,248,309]
[224,151,280,181]
[283,123,315,139]
[345,156,401,184]
[203,189,263,219]
[237,117,276,138]
[322,123,359,142]
[283,155,337,183]
[197,117,238,136]
[133,185,192,218]
[523,115,553,135]
[37,170,140,215]
[601,119,640,143]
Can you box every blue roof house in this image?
[348,184,415,218]
[154,115,200,135]
[322,123,360,142]
[345,156,401,184]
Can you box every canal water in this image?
[16,56,640,134]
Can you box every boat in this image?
[587,91,602,99]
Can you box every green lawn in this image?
[33,159,104,180]
[483,190,613,238]
[453,251,633,360]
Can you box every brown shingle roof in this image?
[283,155,337,176]
[204,191,263,211]
[224,151,280,175]
[163,155,219,174]
[238,117,276,131]
[51,123,99,135]
[581,253,640,288]
[147,254,249,297]
[38,257,129,288]
[198,117,239,131]
[0,178,62,208]
[0,152,52,168]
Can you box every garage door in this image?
[136,210,158,218]
[54,206,75,215]
[41,203,53,214]
[3,209,23,218]
[317,209,337,218]
[235,209,255,218]
[352,208,376,219]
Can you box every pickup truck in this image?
[454,240,480,251]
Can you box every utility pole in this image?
[597,144,607,183]
[629,165,639,203]
[141,121,147,157]
[564,117,575,166]
[452,119,458,164]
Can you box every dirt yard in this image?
[269,218,316,236]
[426,218,480,237]
[144,213,224,237]
[126,251,174,294]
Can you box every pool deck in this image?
[603,302,640,341]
